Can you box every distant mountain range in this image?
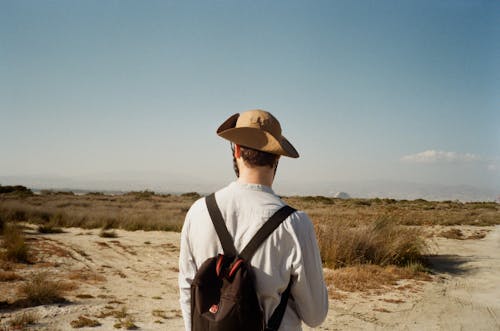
[0,174,498,202]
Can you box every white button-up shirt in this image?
[179,181,328,330]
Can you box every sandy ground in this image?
[309,225,500,331]
[1,225,499,330]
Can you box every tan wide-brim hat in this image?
[216,109,299,158]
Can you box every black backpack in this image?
[191,193,296,331]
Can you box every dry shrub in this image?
[18,272,65,306]
[1,223,29,263]
[316,218,427,268]
[324,264,430,292]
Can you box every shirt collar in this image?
[230,180,276,195]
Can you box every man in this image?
[179,109,328,330]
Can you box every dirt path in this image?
[1,226,499,330]
[394,225,500,330]
[308,226,500,331]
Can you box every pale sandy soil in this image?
[1,225,499,330]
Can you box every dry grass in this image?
[99,229,118,238]
[38,224,64,234]
[0,192,194,232]
[324,264,431,292]
[67,268,106,283]
[75,294,95,299]
[283,196,500,227]
[1,191,497,296]
[18,272,66,306]
[316,218,427,268]
[8,311,38,329]
[70,315,101,328]
[439,228,464,240]
[0,270,22,282]
[1,223,29,263]
[111,307,138,329]
[152,309,167,319]
[1,192,497,236]
[438,228,488,240]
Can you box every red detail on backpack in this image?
[228,258,244,278]
[209,304,219,314]
[215,254,224,277]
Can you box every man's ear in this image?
[234,144,241,158]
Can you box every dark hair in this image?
[231,144,280,177]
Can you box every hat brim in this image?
[217,125,299,158]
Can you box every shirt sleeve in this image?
[289,211,329,327]
[178,205,197,331]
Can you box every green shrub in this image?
[0,185,33,196]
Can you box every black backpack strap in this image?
[205,193,237,256]
[240,205,296,331]
[239,205,296,261]
[266,279,293,331]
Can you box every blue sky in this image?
[1,1,499,198]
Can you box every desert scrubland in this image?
[1,186,499,330]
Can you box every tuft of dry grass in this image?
[438,228,488,240]
[152,309,167,319]
[1,223,30,263]
[439,228,464,240]
[18,272,66,306]
[324,264,431,292]
[316,218,427,269]
[67,268,106,283]
[37,224,64,234]
[99,229,118,238]
[111,307,138,329]
[70,315,101,328]
[467,231,487,240]
[0,270,22,282]
[75,294,94,299]
[8,311,38,329]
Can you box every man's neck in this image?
[237,166,275,188]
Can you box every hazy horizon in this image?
[1,172,498,202]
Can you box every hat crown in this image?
[236,110,282,137]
